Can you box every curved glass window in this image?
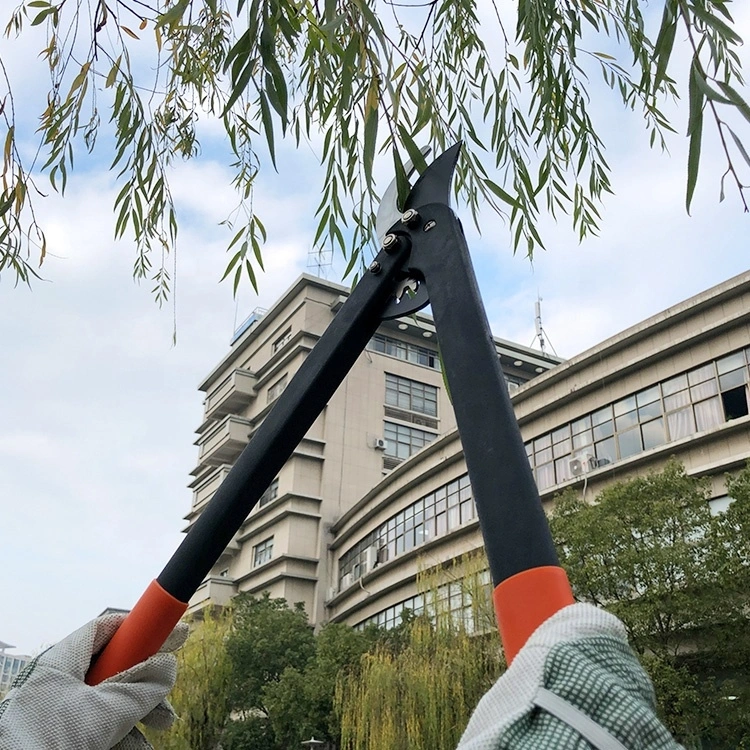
[339,474,474,585]
[525,348,749,487]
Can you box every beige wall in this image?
[326,271,750,628]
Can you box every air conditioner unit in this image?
[569,453,596,477]
[366,545,380,571]
[374,437,387,450]
[341,573,353,589]
[327,586,338,601]
[569,457,585,477]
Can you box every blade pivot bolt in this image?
[401,209,420,226]
[369,261,381,274]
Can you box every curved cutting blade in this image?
[403,142,461,212]
[376,143,463,321]
[375,146,431,245]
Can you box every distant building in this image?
[0,641,31,694]
[98,607,130,617]
[185,271,750,631]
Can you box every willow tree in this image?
[2,0,749,296]
[335,552,503,750]
[143,607,234,750]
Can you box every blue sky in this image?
[1,4,749,654]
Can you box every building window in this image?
[526,347,750,489]
[253,537,274,567]
[357,593,427,630]
[383,421,435,460]
[385,373,438,416]
[356,569,492,633]
[717,351,749,420]
[258,478,279,507]
[267,374,288,403]
[219,568,230,578]
[708,494,736,516]
[369,333,441,370]
[339,474,474,584]
[272,327,292,353]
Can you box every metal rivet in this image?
[369,261,381,274]
[382,233,399,253]
[423,220,436,232]
[401,209,420,226]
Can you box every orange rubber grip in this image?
[86,579,188,685]
[493,566,575,664]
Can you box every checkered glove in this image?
[457,603,683,750]
[0,614,188,750]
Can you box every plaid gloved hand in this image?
[0,614,188,750]
[457,603,683,750]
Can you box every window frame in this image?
[253,536,274,567]
[267,374,288,403]
[383,421,436,459]
[525,348,750,487]
[385,373,438,417]
[258,478,279,507]
[272,327,292,353]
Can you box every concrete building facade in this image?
[186,271,750,632]
[186,274,560,622]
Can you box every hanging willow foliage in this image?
[335,551,503,750]
[143,606,234,750]
[2,0,749,298]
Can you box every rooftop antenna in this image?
[535,297,546,355]
[307,245,333,279]
[530,295,558,357]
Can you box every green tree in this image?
[336,618,502,750]
[335,553,503,750]
[262,622,378,747]
[226,592,315,711]
[221,715,278,750]
[550,459,750,747]
[223,593,315,745]
[2,0,749,296]
[220,596,375,749]
[144,607,233,750]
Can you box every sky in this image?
[1,5,749,655]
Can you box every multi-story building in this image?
[187,270,750,632]
[0,642,30,695]
[186,274,560,623]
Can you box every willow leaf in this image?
[686,107,703,214]
[259,90,277,170]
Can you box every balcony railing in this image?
[196,414,252,466]
[190,464,233,512]
[204,369,257,421]
[188,576,237,611]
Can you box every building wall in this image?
[0,647,30,695]
[327,271,750,629]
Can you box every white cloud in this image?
[0,156,314,652]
